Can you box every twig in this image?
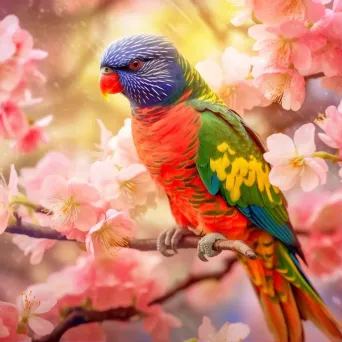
[33,256,237,342]
[304,72,325,81]
[4,221,254,257]
[5,219,310,251]
[33,306,138,342]
[6,222,69,241]
[151,256,237,305]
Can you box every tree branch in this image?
[6,222,69,241]
[33,256,238,342]
[304,72,325,81]
[5,221,254,256]
[5,219,311,253]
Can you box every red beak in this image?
[99,72,123,99]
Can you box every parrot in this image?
[99,34,342,342]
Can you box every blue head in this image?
[100,34,186,108]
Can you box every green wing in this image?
[189,99,300,251]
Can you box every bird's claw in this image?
[157,226,193,257]
[197,233,226,262]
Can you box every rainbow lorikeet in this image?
[99,34,342,341]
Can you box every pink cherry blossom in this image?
[334,0,342,11]
[109,164,157,213]
[306,232,342,276]
[316,103,342,150]
[0,101,29,139]
[196,47,269,115]
[53,0,102,14]
[12,235,56,265]
[307,11,342,77]
[197,316,250,342]
[0,61,25,103]
[249,21,312,72]
[14,115,52,154]
[89,160,118,205]
[86,209,137,258]
[322,75,342,95]
[17,285,56,336]
[110,118,140,167]
[264,123,328,191]
[229,0,253,26]
[267,0,326,23]
[230,0,326,25]
[0,164,18,234]
[143,305,182,342]
[40,175,100,233]
[254,67,305,111]
[20,152,72,202]
[0,301,30,341]
[289,189,342,276]
[0,15,19,63]
[0,15,47,103]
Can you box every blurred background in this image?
[0,0,341,341]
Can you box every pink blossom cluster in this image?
[196,47,270,115]
[43,252,181,342]
[289,188,342,276]
[249,0,342,111]
[0,15,50,153]
[223,0,342,111]
[0,251,182,341]
[0,285,57,341]
[0,120,159,262]
[264,101,342,192]
[194,316,250,342]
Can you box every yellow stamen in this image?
[270,73,292,105]
[290,156,305,167]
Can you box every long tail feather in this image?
[240,231,342,342]
[293,287,342,341]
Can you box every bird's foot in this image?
[197,233,257,262]
[157,226,194,257]
[197,233,226,262]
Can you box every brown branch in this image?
[6,221,69,241]
[33,256,237,342]
[5,219,310,252]
[33,306,138,342]
[4,221,254,257]
[304,72,325,81]
[151,256,238,305]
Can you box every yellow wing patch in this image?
[210,142,279,203]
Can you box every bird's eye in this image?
[101,66,114,74]
[128,59,143,71]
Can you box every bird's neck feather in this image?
[178,54,223,105]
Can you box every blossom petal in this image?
[292,43,312,72]
[227,323,250,340]
[34,297,57,314]
[264,133,295,165]
[40,175,69,207]
[195,60,223,91]
[216,322,250,341]
[69,180,100,203]
[294,123,316,156]
[318,133,339,149]
[74,205,98,232]
[28,316,54,336]
[302,157,328,192]
[198,316,217,342]
[269,165,300,191]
